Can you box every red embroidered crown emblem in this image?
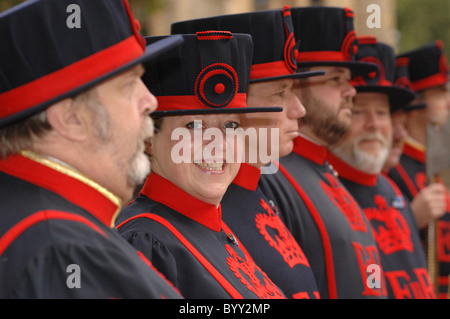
[363,195,413,255]
[255,199,309,268]
[321,172,368,232]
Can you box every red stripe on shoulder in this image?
[0,210,107,256]
[117,213,244,299]
[275,161,338,299]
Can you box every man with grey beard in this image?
[259,7,386,299]
[327,37,434,299]
[0,0,182,298]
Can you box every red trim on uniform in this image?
[0,210,107,256]
[136,250,183,297]
[140,173,222,232]
[403,141,426,164]
[275,161,338,299]
[196,31,233,41]
[327,152,378,187]
[296,51,347,63]
[232,163,261,191]
[392,163,419,197]
[0,154,120,227]
[0,35,144,120]
[116,213,244,299]
[383,174,404,198]
[156,93,247,112]
[250,61,293,81]
[292,136,328,165]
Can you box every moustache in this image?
[355,132,389,148]
[141,116,155,141]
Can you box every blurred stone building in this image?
[138,0,398,49]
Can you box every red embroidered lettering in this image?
[385,270,412,298]
[437,220,450,262]
[225,244,284,299]
[320,172,368,232]
[409,281,424,298]
[384,268,435,299]
[353,242,387,297]
[413,268,435,299]
[255,199,310,268]
[363,195,413,254]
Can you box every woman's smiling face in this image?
[148,113,243,206]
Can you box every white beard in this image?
[127,117,153,187]
[352,146,389,174]
[330,133,391,174]
[127,151,151,187]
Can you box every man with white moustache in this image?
[258,6,385,299]
[0,0,183,298]
[328,37,435,299]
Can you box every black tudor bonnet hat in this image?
[398,40,448,93]
[290,6,378,77]
[171,6,324,83]
[351,36,415,113]
[144,31,283,117]
[0,0,183,127]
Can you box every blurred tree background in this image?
[397,0,450,62]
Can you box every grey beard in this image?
[330,139,391,175]
[126,117,153,188]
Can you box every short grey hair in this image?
[0,88,105,160]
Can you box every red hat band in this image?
[0,0,148,124]
[0,37,144,121]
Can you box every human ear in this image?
[45,98,88,142]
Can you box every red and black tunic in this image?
[259,136,386,299]
[329,153,435,299]
[388,139,428,201]
[221,163,320,299]
[0,151,181,299]
[388,138,450,298]
[116,173,286,299]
